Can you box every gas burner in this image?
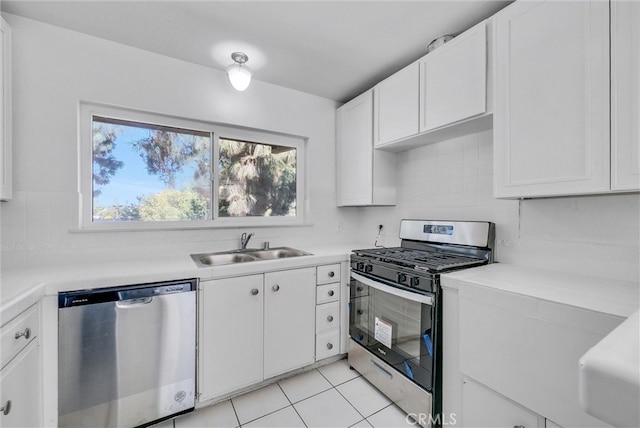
[353,247,487,273]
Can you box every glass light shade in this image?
[226,63,252,91]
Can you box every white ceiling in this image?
[1,0,511,103]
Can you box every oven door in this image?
[349,272,436,392]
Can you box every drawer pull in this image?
[328,290,335,297]
[327,315,334,322]
[14,328,31,340]
[1,400,11,416]
[328,271,335,278]
[272,284,280,292]
[251,288,259,296]
[513,426,525,428]
[326,342,333,350]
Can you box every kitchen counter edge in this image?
[441,263,639,319]
[1,243,367,326]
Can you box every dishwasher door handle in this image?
[116,297,153,307]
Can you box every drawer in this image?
[317,264,341,285]
[316,301,340,333]
[316,329,340,360]
[316,283,340,305]
[1,305,39,369]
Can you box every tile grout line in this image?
[277,381,309,428]
[229,398,241,428]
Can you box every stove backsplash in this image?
[354,130,640,283]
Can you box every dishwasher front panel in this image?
[58,280,196,428]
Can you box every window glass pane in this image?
[218,138,297,217]
[92,116,211,222]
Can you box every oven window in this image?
[349,279,435,391]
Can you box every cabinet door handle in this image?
[357,286,363,292]
[327,315,334,322]
[14,328,30,340]
[272,284,280,292]
[513,426,525,428]
[1,400,11,416]
[328,290,334,297]
[328,271,335,278]
[326,342,333,350]
[251,288,259,295]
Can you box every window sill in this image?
[71,220,313,233]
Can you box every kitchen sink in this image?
[251,248,310,260]
[191,247,311,267]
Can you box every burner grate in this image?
[354,247,486,272]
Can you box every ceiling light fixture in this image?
[226,52,252,91]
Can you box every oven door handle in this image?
[351,272,434,306]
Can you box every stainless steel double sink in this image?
[191,247,311,267]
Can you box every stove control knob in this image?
[356,262,364,272]
[365,264,373,273]
[410,277,420,287]
[397,273,407,283]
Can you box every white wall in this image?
[355,130,640,283]
[0,14,359,269]
[2,14,638,284]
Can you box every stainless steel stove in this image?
[348,220,494,428]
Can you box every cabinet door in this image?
[494,0,610,198]
[337,91,374,206]
[0,340,41,428]
[420,22,487,132]
[611,0,640,191]
[374,61,420,147]
[264,268,315,378]
[0,17,11,201]
[462,377,545,428]
[198,275,263,401]
[336,90,395,206]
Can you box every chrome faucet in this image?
[240,232,254,249]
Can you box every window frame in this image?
[78,103,307,231]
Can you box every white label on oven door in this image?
[374,317,393,348]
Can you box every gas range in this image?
[348,220,495,428]
[351,220,495,295]
[351,246,490,294]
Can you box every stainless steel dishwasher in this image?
[58,279,197,428]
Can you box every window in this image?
[79,104,305,230]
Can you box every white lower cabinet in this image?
[198,274,264,401]
[264,269,316,379]
[0,304,42,428]
[0,340,42,428]
[462,377,545,428]
[457,284,619,428]
[314,264,341,360]
[198,267,315,402]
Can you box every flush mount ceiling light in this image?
[226,52,252,91]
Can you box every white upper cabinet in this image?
[373,61,420,147]
[371,20,493,152]
[0,17,11,201]
[493,0,611,198]
[336,90,396,207]
[420,22,488,133]
[611,0,640,191]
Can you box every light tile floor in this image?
[163,358,417,428]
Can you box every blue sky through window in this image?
[92,121,211,208]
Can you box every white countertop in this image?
[1,243,366,326]
[442,263,640,318]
